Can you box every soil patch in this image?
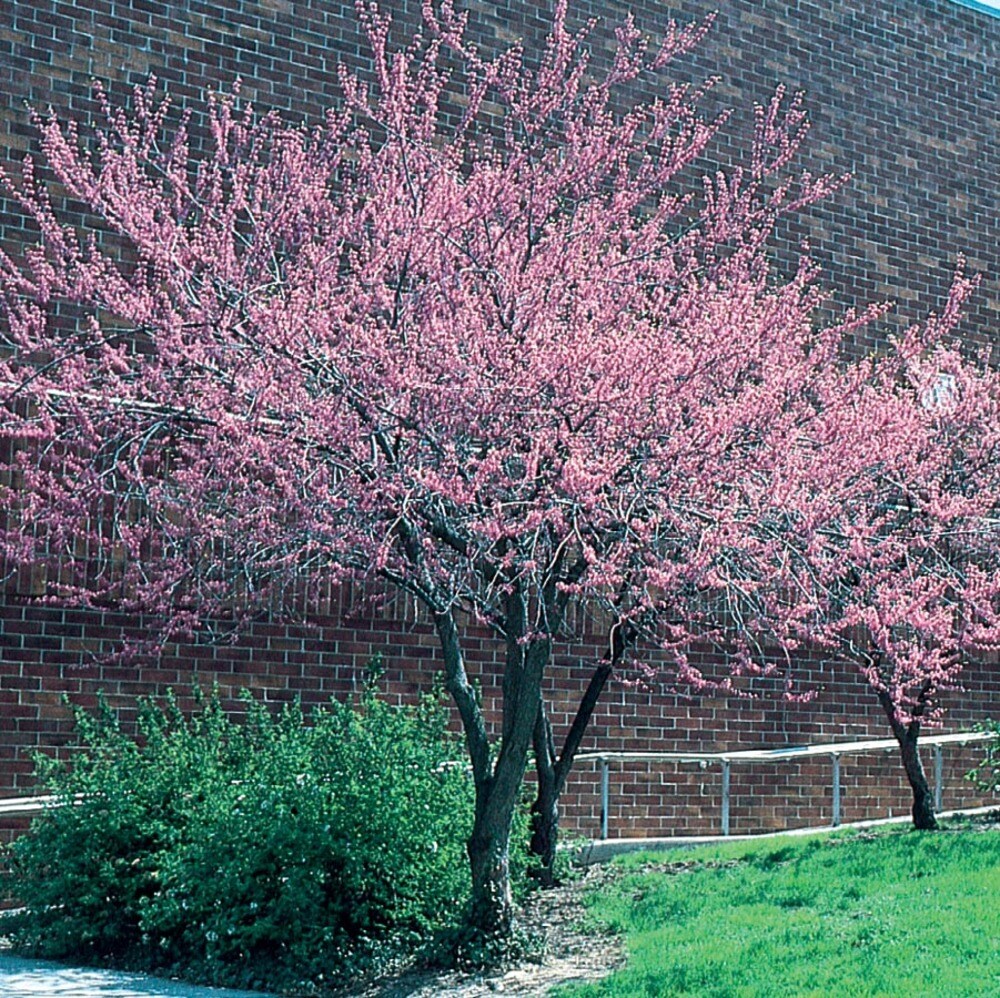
[357,863,625,997]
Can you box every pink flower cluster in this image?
[1,0,998,742]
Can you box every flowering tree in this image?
[731,289,1000,829]
[1,0,989,934]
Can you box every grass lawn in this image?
[561,822,1000,997]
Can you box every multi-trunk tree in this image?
[2,0,996,935]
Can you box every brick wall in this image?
[2,593,998,840]
[2,0,999,837]
[3,0,996,334]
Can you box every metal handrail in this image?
[1,731,995,834]
[0,793,86,816]
[576,730,998,838]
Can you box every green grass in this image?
[561,823,1000,997]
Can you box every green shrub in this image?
[966,719,1000,796]
[3,679,504,994]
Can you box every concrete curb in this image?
[575,804,1000,863]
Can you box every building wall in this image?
[3,0,997,333]
[1,595,997,839]
[1,0,999,835]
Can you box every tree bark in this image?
[530,704,560,886]
[467,788,517,937]
[876,688,937,831]
[431,605,522,940]
[443,589,550,942]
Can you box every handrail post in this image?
[934,744,943,813]
[573,730,994,846]
[721,760,731,836]
[831,753,841,827]
[600,757,610,840]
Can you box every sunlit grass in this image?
[561,822,1000,997]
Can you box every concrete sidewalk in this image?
[0,954,274,997]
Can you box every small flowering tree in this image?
[732,291,1000,829]
[1,0,991,934]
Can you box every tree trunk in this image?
[429,579,566,942]
[530,622,632,884]
[530,663,611,885]
[530,705,560,887]
[467,796,516,937]
[876,689,937,831]
[430,605,524,941]
[529,789,559,886]
[457,593,551,943]
[896,725,937,830]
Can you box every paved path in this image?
[0,954,273,997]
